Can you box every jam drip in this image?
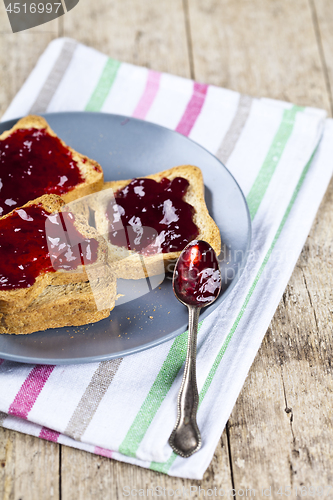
[173,240,221,307]
[0,128,84,216]
[0,204,99,290]
[106,177,199,254]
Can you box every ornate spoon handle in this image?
[168,305,202,458]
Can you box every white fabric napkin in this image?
[0,37,332,479]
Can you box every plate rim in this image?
[0,111,252,364]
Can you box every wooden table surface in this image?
[1,0,333,498]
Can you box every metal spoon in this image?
[168,240,221,458]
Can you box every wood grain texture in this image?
[61,431,233,500]
[312,0,333,115]
[62,0,191,78]
[0,2,59,119]
[228,269,333,495]
[228,179,333,493]
[226,155,333,496]
[187,0,331,113]
[0,8,60,499]
[0,427,59,500]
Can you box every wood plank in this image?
[228,241,333,494]
[187,0,331,112]
[0,427,60,500]
[0,1,60,119]
[62,0,191,78]
[312,0,333,115]
[225,173,333,493]
[232,179,333,491]
[226,334,293,494]
[280,180,333,486]
[61,431,233,500]
[0,7,60,500]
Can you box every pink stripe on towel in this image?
[39,426,60,442]
[8,365,55,419]
[132,70,161,119]
[94,446,113,459]
[175,82,208,136]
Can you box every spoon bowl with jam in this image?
[168,240,221,458]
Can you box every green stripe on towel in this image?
[247,105,304,219]
[119,327,200,457]
[85,58,121,111]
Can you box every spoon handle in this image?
[168,305,202,458]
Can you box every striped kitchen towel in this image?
[0,37,333,479]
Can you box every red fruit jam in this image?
[0,204,99,290]
[173,240,221,307]
[106,177,199,253]
[0,128,84,216]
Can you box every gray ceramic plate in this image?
[0,112,251,364]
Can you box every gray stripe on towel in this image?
[29,39,78,114]
[216,94,253,164]
[64,358,123,441]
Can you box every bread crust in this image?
[94,165,221,279]
[0,194,109,312]
[0,280,115,334]
[0,115,104,202]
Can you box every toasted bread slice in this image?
[0,115,103,213]
[0,279,116,335]
[93,165,221,279]
[0,194,110,312]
